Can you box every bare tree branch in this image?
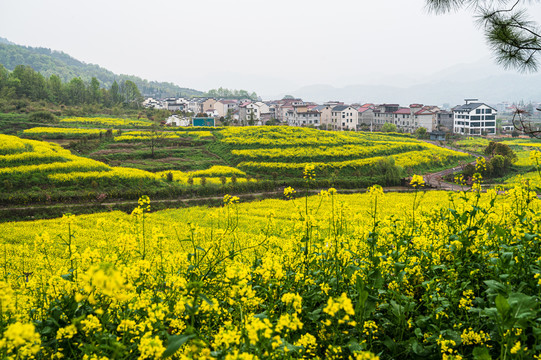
[512,107,541,138]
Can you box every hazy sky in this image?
[1,0,538,97]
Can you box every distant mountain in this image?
[0,39,203,98]
[289,59,541,106]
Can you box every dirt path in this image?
[423,166,471,191]
[420,140,481,191]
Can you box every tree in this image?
[65,77,86,105]
[47,74,63,103]
[110,80,120,104]
[10,65,49,101]
[382,122,397,132]
[485,141,517,163]
[88,77,101,104]
[484,141,517,177]
[120,80,143,108]
[426,0,541,72]
[415,127,428,138]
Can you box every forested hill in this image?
[0,38,203,98]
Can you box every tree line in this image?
[0,64,143,108]
[204,87,258,100]
[0,42,203,98]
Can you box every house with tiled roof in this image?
[393,108,414,132]
[373,104,399,130]
[357,106,375,131]
[214,99,238,118]
[201,98,217,113]
[331,105,358,131]
[286,103,320,127]
[413,107,438,132]
[238,101,270,125]
[453,99,497,135]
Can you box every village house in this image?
[286,103,320,127]
[165,115,190,127]
[318,105,333,130]
[413,107,438,132]
[453,99,497,135]
[187,99,204,114]
[331,105,358,131]
[437,111,454,132]
[201,98,217,113]
[214,99,238,118]
[142,97,163,109]
[356,105,375,131]
[239,102,267,125]
[393,107,414,132]
[270,97,304,122]
[373,104,399,130]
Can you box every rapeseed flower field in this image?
[2,169,541,358]
[60,117,154,128]
[0,135,248,191]
[216,127,470,177]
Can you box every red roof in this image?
[415,109,435,115]
[394,108,411,114]
[357,106,371,113]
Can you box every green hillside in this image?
[0,38,203,98]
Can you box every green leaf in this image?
[162,334,196,358]
[472,346,492,360]
[199,293,214,307]
[484,280,506,293]
[412,340,430,356]
[495,294,510,318]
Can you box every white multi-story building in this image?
[453,99,497,135]
[331,105,358,131]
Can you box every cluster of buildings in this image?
[144,96,508,136]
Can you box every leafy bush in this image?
[29,111,58,124]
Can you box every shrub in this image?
[29,111,57,124]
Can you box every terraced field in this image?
[212,127,472,178]
[3,123,474,211]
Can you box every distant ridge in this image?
[286,58,541,105]
[0,38,203,98]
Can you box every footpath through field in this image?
[421,140,480,191]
